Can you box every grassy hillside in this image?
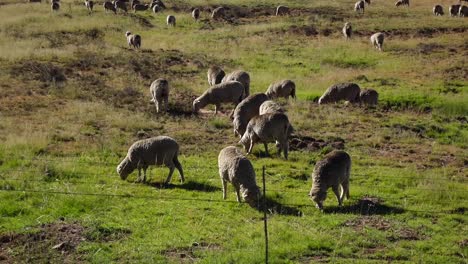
[0,0,467,263]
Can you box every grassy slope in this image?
[0,0,467,263]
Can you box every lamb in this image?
[259,100,284,115]
[115,0,127,13]
[276,5,289,16]
[103,1,116,13]
[309,150,351,210]
[207,66,226,86]
[133,3,149,12]
[222,70,250,98]
[167,15,176,27]
[459,5,467,16]
[212,6,225,20]
[193,81,244,114]
[125,31,141,49]
[150,78,169,113]
[449,4,461,16]
[395,0,409,7]
[265,80,296,100]
[343,22,352,39]
[239,112,291,160]
[370,32,384,51]
[192,8,200,21]
[51,1,60,11]
[232,93,269,138]
[318,83,361,104]
[433,5,444,16]
[116,136,184,184]
[359,89,379,106]
[354,0,365,13]
[218,146,260,207]
[85,0,94,12]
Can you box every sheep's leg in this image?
[332,185,342,206]
[342,180,350,200]
[283,140,289,160]
[222,179,227,200]
[263,142,269,156]
[165,166,175,185]
[143,167,147,183]
[235,186,242,203]
[164,97,169,112]
[247,139,255,154]
[173,156,184,183]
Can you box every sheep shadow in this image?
[323,197,404,215]
[255,196,303,217]
[143,180,221,193]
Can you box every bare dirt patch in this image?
[162,241,221,263]
[289,135,345,152]
[345,215,392,231]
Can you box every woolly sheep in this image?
[259,100,284,115]
[370,32,384,51]
[103,1,116,13]
[239,112,291,160]
[117,136,184,184]
[276,5,289,16]
[115,0,127,13]
[150,78,169,113]
[130,0,140,8]
[354,0,365,13]
[222,70,250,98]
[152,4,162,13]
[318,83,361,104]
[212,6,225,20]
[395,0,409,7]
[125,31,141,49]
[192,8,200,20]
[359,89,378,106]
[133,3,149,12]
[207,66,226,86]
[459,5,467,16]
[433,5,444,16]
[343,22,352,39]
[218,146,260,207]
[309,150,351,210]
[167,15,176,27]
[193,81,244,114]
[151,0,165,9]
[232,93,269,138]
[51,2,60,11]
[265,80,296,100]
[449,4,461,16]
[85,0,94,12]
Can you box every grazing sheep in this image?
[265,80,296,100]
[125,31,141,49]
[232,93,269,138]
[239,112,291,160]
[150,78,169,113]
[167,15,176,27]
[309,150,351,210]
[359,89,379,106]
[152,4,162,13]
[115,0,127,13]
[222,70,250,98]
[151,0,165,9]
[133,3,149,12]
[318,83,361,104]
[85,0,94,12]
[212,6,225,20]
[459,5,467,16]
[449,4,461,16]
[193,81,244,114]
[276,5,289,16]
[218,146,260,207]
[207,66,226,86]
[259,100,284,115]
[343,22,352,39]
[370,32,384,51]
[192,8,200,20]
[51,2,60,11]
[433,5,444,16]
[116,136,184,184]
[354,0,365,13]
[103,1,117,13]
[395,0,409,7]
[130,0,139,8]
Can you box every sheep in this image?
[259,100,284,115]
[218,146,260,207]
[354,0,365,13]
[276,5,289,16]
[433,5,444,16]
[114,0,127,13]
[84,0,94,12]
[265,80,296,100]
[212,6,225,20]
[309,150,351,210]
[449,4,461,16]
[239,112,291,160]
[51,2,60,11]
[395,0,409,7]
[130,0,139,8]
[103,1,116,13]
[222,70,250,98]
[116,136,184,184]
[150,0,165,9]
[207,66,226,86]
[192,8,200,21]
[359,89,379,106]
[150,78,169,113]
[370,32,384,51]
[232,93,269,138]
[125,31,141,49]
[133,3,149,12]
[459,5,467,16]
[152,4,161,13]
[343,22,352,39]
[167,15,176,27]
[318,83,361,104]
[193,81,244,114]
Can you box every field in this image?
[0,0,467,262]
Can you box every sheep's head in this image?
[309,185,327,210]
[345,22,351,28]
[192,98,202,113]
[238,133,251,153]
[116,157,136,180]
[242,187,261,208]
[125,31,131,37]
